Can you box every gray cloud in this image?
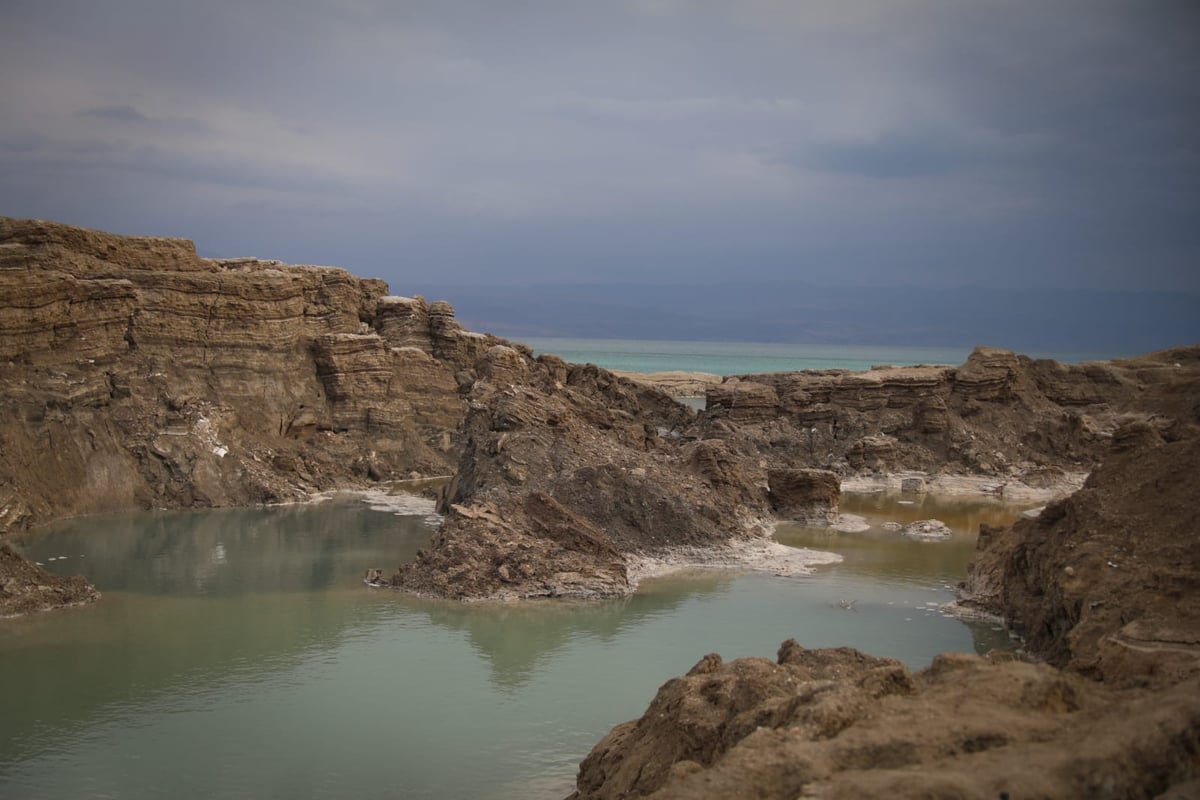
[0,0,1197,298]
[79,105,149,123]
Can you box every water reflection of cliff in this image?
[410,570,736,690]
[13,501,435,595]
[1,504,740,774]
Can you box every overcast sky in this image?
[2,0,1198,293]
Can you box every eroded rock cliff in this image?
[0,217,495,537]
[0,217,527,611]
[691,344,1200,489]
[960,422,1200,688]
[387,356,800,600]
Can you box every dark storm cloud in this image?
[1,0,1197,293]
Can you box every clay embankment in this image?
[567,427,1200,799]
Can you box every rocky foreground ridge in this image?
[2,217,1199,610]
[567,429,1200,799]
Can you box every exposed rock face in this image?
[695,345,1200,482]
[0,218,532,611]
[613,370,722,399]
[766,468,840,524]
[960,425,1200,688]
[569,429,1200,799]
[1,545,99,616]
[0,217,495,542]
[389,361,777,599]
[570,643,1200,800]
[4,217,829,608]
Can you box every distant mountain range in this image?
[398,281,1200,355]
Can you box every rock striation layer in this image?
[0,217,497,539]
[692,344,1200,488]
[0,217,521,611]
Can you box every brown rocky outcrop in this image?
[388,359,778,599]
[569,643,1200,800]
[5,217,827,609]
[569,429,1200,799]
[612,370,721,399]
[0,217,485,544]
[695,345,1200,481]
[766,468,840,524]
[1,544,99,616]
[0,218,534,612]
[960,423,1200,688]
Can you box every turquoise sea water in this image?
[1,493,1026,800]
[521,338,1119,375]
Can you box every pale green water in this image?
[522,338,1113,376]
[1,494,1022,800]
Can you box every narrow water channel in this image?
[1,491,1029,799]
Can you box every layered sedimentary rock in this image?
[568,428,1200,799]
[0,218,493,538]
[388,360,779,600]
[695,345,1200,485]
[0,218,521,610]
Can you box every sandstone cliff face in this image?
[0,218,510,541]
[569,429,1200,799]
[696,344,1200,484]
